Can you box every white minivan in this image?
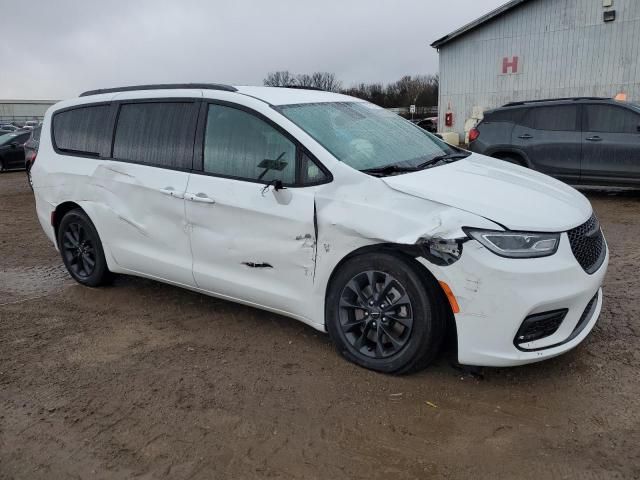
[32,84,608,373]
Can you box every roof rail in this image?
[279,85,325,91]
[79,83,238,97]
[503,97,609,107]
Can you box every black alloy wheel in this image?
[338,270,413,359]
[326,252,445,374]
[57,209,112,287]
[61,222,97,279]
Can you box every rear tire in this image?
[57,209,112,287]
[326,252,445,374]
[26,163,33,189]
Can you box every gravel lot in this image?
[1,171,639,479]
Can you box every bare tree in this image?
[263,71,296,87]
[263,71,438,108]
[310,72,342,92]
[295,73,314,87]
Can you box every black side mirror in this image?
[9,142,17,149]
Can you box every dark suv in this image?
[469,98,640,187]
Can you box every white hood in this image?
[382,154,592,232]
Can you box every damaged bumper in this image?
[419,232,608,367]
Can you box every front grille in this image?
[567,214,606,274]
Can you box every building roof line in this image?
[0,100,59,104]
[431,0,531,49]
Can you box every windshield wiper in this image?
[417,152,470,169]
[360,164,420,177]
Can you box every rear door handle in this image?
[159,186,184,199]
[518,134,533,139]
[185,192,215,204]
[586,136,602,142]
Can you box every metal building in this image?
[432,0,640,141]
[0,100,58,124]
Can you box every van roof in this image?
[77,84,359,106]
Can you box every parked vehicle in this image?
[0,130,30,171]
[0,124,18,133]
[469,97,640,187]
[24,125,41,187]
[416,117,438,133]
[32,84,608,373]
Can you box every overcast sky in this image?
[1,0,506,99]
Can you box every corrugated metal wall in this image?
[437,0,640,139]
[0,101,57,123]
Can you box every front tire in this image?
[326,252,445,374]
[57,209,112,287]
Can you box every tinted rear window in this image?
[484,109,521,123]
[53,105,111,155]
[113,102,196,169]
[520,105,578,131]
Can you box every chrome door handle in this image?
[185,192,215,204]
[586,136,602,142]
[518,134,533,139]
[159,187,184,199]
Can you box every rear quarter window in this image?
[53,105,111,156]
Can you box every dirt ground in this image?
[0,171,638,480]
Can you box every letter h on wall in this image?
[502,56,519,74]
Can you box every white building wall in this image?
[437,0,640,140]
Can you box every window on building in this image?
[113,102,197,169]
[520,105,578,131]
[203,104,297,184]
[585,105,640,133]
[53,105,111,155]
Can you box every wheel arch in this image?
[487,148,531,167]
[323,243,457,343]
[52,201,85,246]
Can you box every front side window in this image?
[585,104,640,133]
[203,104,296,184]
[276,102,453,171]
[521,106,578,132]
[53,105,111,155]
[113,102,196,169]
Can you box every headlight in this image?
[464,229,560,258]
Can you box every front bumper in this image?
[421,232,608,367]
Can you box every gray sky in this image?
[1,0,506,99]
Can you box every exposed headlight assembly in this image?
[464,229,560,258]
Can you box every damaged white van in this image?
[32,84,608,373]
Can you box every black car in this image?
[0,130,31,172]
[469,97,640,187]
[416,117,438,133]
[24,126,41,187]
[0,124,18,133]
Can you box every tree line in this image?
[263,71,438,109]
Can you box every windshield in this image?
[277,102,455,171]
